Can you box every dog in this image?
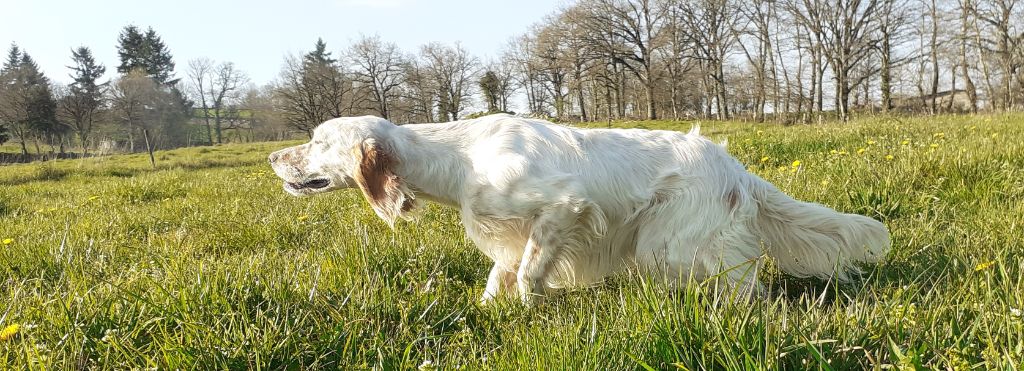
[269,114,890,304]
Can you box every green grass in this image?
[2,115,1023,369]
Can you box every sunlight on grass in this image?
[1,115,1023,368]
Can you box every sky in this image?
[0,0,566,86]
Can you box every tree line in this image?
[2,0,1022,159]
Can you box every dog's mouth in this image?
[285,178,331,192]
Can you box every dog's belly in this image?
[465,214,639,288]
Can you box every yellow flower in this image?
[820,180,829,187]
[756,130,764,135]
[901,140,910,146]
[87,195,100,201]
[830,149,838,155]
[791,160,801,168]
[838,150,848,155]
[0,324,19,341]
[930,143,939,149]
[2,238,11,245]
[760,156,770,163]
[991,133,998,138]
[866,140,877,145]
[857,148,866,155]
[975,261,995,272]
[933,132,945,138]
[885,155,894,161]
[297,215,309,222]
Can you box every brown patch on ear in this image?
[353,138,414,227]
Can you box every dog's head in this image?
[268,116,415,226]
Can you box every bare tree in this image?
[420,42,479,121]
[790,0,882,121]
[678,0,740,120]
[349,35,405,119]
[574,0,668,120]
[186,58,215,144]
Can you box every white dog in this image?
[269,114,890,304]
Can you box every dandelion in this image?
[857,148,866,155]
[901,140,910,146]
[975,261,995,272]
[0,324,19,341]
[885,154,894,161]
[838,150,848,155]
[418,360,436,370]
[87,195,100,201]
[930,143,939,149]
[991,133,998,139]
[760,156,770,163]
[2,238,12,245]
[866,139,877,145]
[297,215,309,222]
[829,149,838,155]
[820,180,829,187]
[933,132,945,139]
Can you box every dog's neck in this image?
[389,122,470,207]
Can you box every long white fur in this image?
[269,114,891,303]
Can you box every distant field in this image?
[1,115,1022,369]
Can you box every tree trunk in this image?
[881,31,893,112]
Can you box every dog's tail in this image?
[748,176,890,281]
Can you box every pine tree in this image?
[143,27,177,85]
[479,71,501,113]
[20,53,63,153]
[116,26,147,74]
[304,38,336,66]
[64,46,106,155]
[116,25,178,86]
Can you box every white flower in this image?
[418,360,436,370]
[1011,307,1022,317]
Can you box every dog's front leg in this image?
[480,263,516,304]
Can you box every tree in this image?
[790,0,882,121]
[349,35,405,119]
[187,58,248,144]
[420,42,478,121]
[110,70,159,166]
[573,0,668,120]
[480,70,502,112]
[877,0,915,112]
[276,39,355,136]
[117,25,178,86]
[60,46,107,155]
[0,47,60,157]
[678,0,741,120]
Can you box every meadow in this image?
[1,114,1022,369]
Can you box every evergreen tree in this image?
[116,25,178,86]
[63,46,106,154]
[304,38,336,66]
[116,26,147,74]
[3,43,21,71]
[20,53,63,152]
[479,70,501,113]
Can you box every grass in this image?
[1,114,1023,369]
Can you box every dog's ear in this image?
[353,137,414,227]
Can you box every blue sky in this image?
[0,0,565,86]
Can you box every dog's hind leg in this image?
[633,175,764,298]
[516,197,607,305]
